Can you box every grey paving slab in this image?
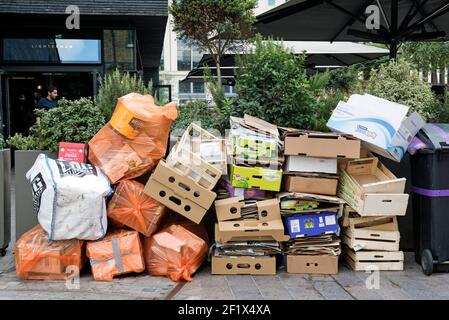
[252,275,292,300]
[313,281,354,300]
[283,285,324,300]
[331,266,384,300]
[173,267,234,300]
[225,275,264,300]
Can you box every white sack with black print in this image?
[26,153,111,241]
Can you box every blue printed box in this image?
[284,212,339,238]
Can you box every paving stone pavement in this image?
[2,251,449,300]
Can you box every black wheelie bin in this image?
[411,123,449,275]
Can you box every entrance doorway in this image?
[3,72,94,138]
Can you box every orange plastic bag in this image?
[86,229,145,281]
[88,93,177,184]
[107,180,168,237]
[15,225,85,280]
[143,224,208,282]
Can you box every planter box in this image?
[15,150,56,240]
[0,149,11,255]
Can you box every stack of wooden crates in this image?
[338,157,409,271]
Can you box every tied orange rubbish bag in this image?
[86,229,145,281]
[15,225,85,280]
[88,93,178,184]
[143,224,208,282]
[107,180,168,237]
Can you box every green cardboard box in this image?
[230,164,282,192]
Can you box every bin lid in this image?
[415,123,449,153]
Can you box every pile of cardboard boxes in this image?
[338,158,407,270]
[15,92,428,282]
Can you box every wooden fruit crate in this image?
[167,147,222,191]
[343,247,404,271]
[341,206,400,251]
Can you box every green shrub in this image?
[8,97,105,152]
[172,99,233,134]
[367,59,439,121]
[234,37,315,129]
[328,67,357,92]
[96,69,153,120]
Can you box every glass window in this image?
[192,81,205,93]
[179,80,191,94]
[177,40,192,71]
[178,80,206,103]
[2,38,101,64]
[268,0,276,6]
[177,39,203,71]
[103,29,136,71]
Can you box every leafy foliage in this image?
[366,59,439,121]
[402,42,449,71]
[234,37,315,129]
[172,99,233,134]
[0,133,6,148]
[8,97,105,152]
[96,69,153,120]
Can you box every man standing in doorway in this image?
[36,85,58,109]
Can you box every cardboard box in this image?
[284,156,337,174]
[342,216,400,251]
[286,254,338,275]
[229,164,282,192]
[327,94,425,162]
[338,179,408,216]
[282,175,338,196]
[58,142,87,163]
[343,157,406,194]
[211,254,276,275]
[278,192,345,215]
[215,221,289,242]
[219,178,267,199]
[283,129,360,159]
[215,197,280,222]
[144,160,217,224]
[284,212,339,239]
[344,247,404,271]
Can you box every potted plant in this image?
[7,97,105,239]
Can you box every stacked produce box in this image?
[211,115,286,275]
[280,130,360,274]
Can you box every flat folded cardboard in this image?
[327,94,426,162]
[286,254,338,275]
[284,212,339,239]
[282,175,338,196]
[58,142,87,163]
[144,161,217,224]
[219,178,267,199]
[214,197,280,222]
[211,255,276,275]
[341,216,400,251]
[278,192,345,216]
[215,221,289,243]
[229,164,282,192]
[344,247,404,271]
[344,157,406,194]
[338,180,408,216]
[282,129,360,159]
[284,156,337,174]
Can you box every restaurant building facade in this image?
[0,0,168,138]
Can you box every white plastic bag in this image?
[26,154,112,241]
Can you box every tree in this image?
[170,0,257,102]
[366,59,439,121]
[234,37,315,129]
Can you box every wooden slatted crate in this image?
[343,247,404,271]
